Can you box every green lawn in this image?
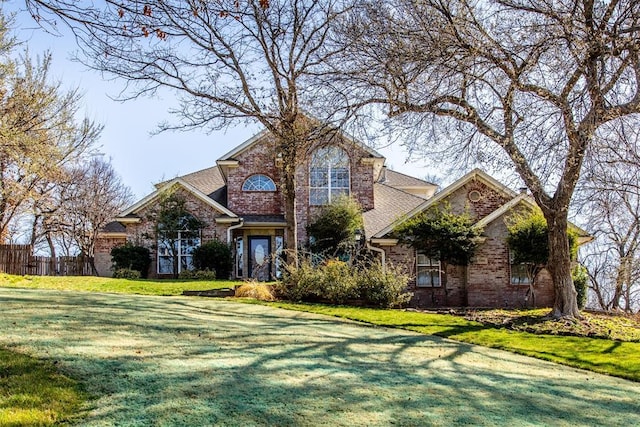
[258,301,640,382]
[2,288,640,426]
[1,273,639,424]
[0,273,240,296]
[0,348,85,426]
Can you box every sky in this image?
[6,2,438,200]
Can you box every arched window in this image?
[242,174,276,191]
[309,146,350,205]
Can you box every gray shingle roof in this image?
[363,183,426,238]
[381,168,435,188]
[178,166,226,195]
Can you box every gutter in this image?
[227,218,244,244]
[366,242,386,273]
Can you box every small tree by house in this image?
[306,195,364,259]
[507,209,579,307]
[147,190,206,279]
[393,204,483,304]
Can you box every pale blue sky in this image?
[7,2,435,200]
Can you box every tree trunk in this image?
[46,232,57,275]
[544,211,580,318]
[277,129,300,267]
[88,256,98,276]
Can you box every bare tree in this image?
[52,158,133,275]
[577,120,640,313]
[25,0,354,256]
[329,0,640,318]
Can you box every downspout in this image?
[366,241,386,272]
[227,218,244,244]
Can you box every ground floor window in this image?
[510,251,533,285]
[158,231,200,274]
[416,251,441,287]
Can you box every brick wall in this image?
[467,216,554,308]
[94,236,126,277]
[378,177,554,309]
[446,180,511,221]
[227,138,283,216]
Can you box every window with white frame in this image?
[309,146,350,205]
[510,251,532,285]
[158,231,201,274]
[416,251,441,287]
[242,174,276,191]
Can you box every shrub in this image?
[235,281,276,301]
[192,240,233,279]
[111,244,151,278]
[317,259,359,304]
[113,268,141,279]
[278,257,411,307]
[178,269,217,280]
[358,262,412,308]
[572,264,589,309]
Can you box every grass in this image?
[2,288,640,426]
[257,301,640,382]
[0,348,85,426]
[0,273,241,296]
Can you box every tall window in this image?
[158,230,201,274]
[309,146,350,205]
[242,174,276,191]
[416,251,441,287]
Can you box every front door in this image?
[249,236,271,281]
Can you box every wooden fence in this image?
[0,244,92,276]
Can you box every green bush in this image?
[111,244,151,278]
[572,264,589,309]
[178,269,217,280]
[358,262,412,308]
[113,268,142,279]
[278,258,412,307]
[192,240,233,279]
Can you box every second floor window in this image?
[309,146,350,205]
[242,174,276,191]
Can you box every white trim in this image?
[97,232,127,238]
[370,238,399,246]
[216,160,239,167]
[118,179,237,218]
[114,217,141,224]
[475,193,532,229]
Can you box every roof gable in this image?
[373,168,517,238]
[118,178,237,219]
[216,124,384,162]
[475,193,592,243]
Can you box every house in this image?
[96,128,589,308]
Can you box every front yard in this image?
[1,287,640,426]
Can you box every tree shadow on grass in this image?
[1,288,640,426]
